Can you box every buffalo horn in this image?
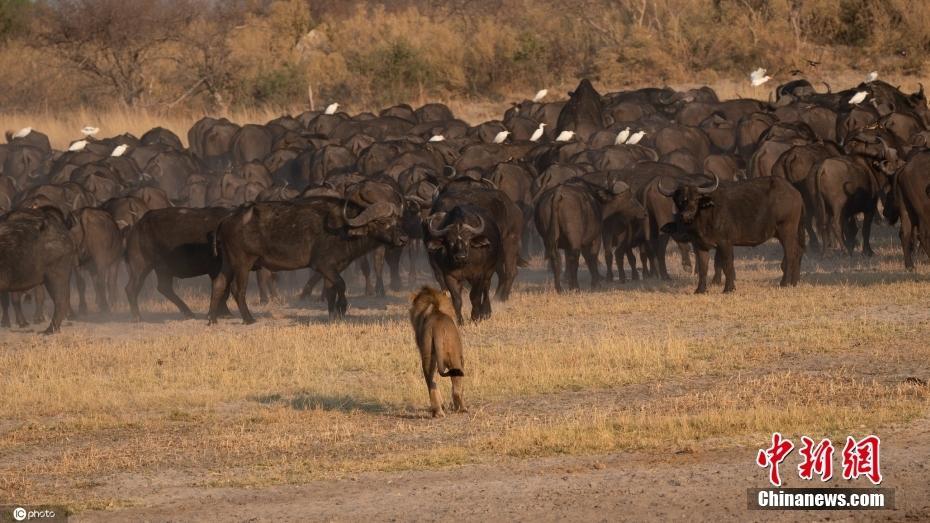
[697,173,719,194]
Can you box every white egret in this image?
[555,130,575,142]
[848,91,869,105]
[68,140,88,152]
[428,135,445,142]
[626,130,645,145]
[81,126,99,136]
[750,67,771,87]
[111,144,129,157]
[615,127,631,145]
[12,127,31,138]
[866,71,878,83]
[529,123,546,142]
[492,130,510,144]
[532,89,548,102]
[324,102,339,115]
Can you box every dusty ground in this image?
[2,228,929,521]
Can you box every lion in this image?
[409,286,467,417]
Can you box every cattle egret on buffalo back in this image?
[530,123,546,142]
[848,91,869,105]
[750,67,771,87]
[555,130,575,142]
[493,130,510,144]
[615,127,631,145]
[111,144,129,157]
[324,102,339,115]
[866,71,878,83]
[532,89,548,102]
[81,126,99,136]
[428,135,445,142]
[12,127,31,138]
[626,130,645,145]
[68,140,88,152]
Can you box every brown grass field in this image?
[1,225,929,520]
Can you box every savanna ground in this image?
[1,224,929,521]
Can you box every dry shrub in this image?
[2,0,930,113]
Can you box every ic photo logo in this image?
[5,506,62,522]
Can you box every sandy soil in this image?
[76,415,930,522]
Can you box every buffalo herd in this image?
[2,76,929,334]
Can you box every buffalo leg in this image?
[861,209,876,257]
[830,207,844,255]
[32,287,46,324]
[207,267,230,325]
[11,292,28,328]
[356,257,374,296]
[718,243,736,293]
[372,248,387,297]
[155,270,195,319]
[125,261,153,322]
[582,245,601,290]
[549,248,564,293]
[564,249,581,290]
[444,275,466,324]
[495,242,519,301]
[407,242,419,285]
[299,271,322,302]
[613,246,626,283]
[694,248,710,294]
[43,270,71,335]
[386,246,403,292]
[469,277,492,322]
[93,266,110,313]
[230,266,255,324]
[603,232,616,282]
[74,269,88,316]
[677,241,693,272]
[900,210,916,270]
[0,292,8,328]
[654,236,672,280]
[711,248,724,285]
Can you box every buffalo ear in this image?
[426,238,444,251]
[470,236,491,248]
[699,197,715,209]
[346,225,367,237]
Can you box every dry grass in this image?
[1,230,929,510]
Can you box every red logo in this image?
[841,435,883,485]
[757,434,882,485]
[797,436,834,481]
[757,432,795,486]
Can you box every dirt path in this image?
[77,415,930,522]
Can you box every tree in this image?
[33,0,194,107]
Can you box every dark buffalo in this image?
[883,151,930,269]
[814,157,882,256]
[68,208,123,314]
[659,176,804,293]
[534,176,633,292]
[0,207,74,333]
[208,188,408,323]
[124,207,233,321]
[429,184,524,300]
[556,79,605,140]
[423,205,501,323]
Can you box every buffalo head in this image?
[658,174,719,226]
[425,206,490,267]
